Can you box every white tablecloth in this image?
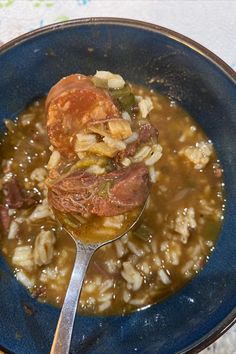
[0,1,235,353]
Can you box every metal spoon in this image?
[50,201,148,354]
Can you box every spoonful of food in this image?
[45,72,158,354]
[50,193,149,354]
[48,162,150,354]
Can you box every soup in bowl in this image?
[0,18,235,354]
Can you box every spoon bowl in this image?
[50,200,148,354]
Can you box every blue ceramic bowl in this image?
[0,18,235,354]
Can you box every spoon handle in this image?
[50,242,96,354]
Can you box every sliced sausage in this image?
[46,74,122,158]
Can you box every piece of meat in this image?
[46,74,122,158]
[31,286,47,299]
[138,122,158,142]
[3,178,37,209]
[115,123,158,163]
[0,204,10,232]
[48,163,150,216]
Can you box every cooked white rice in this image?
[47,150,61,170]
[33,230,56,266]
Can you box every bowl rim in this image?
[1,16,236,85]
[0,17,235,354]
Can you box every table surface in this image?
[0,1,235,353]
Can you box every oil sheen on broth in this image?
[0,76,224,315]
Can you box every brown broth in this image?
[54,207,141,244]
[0,87,224,315]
